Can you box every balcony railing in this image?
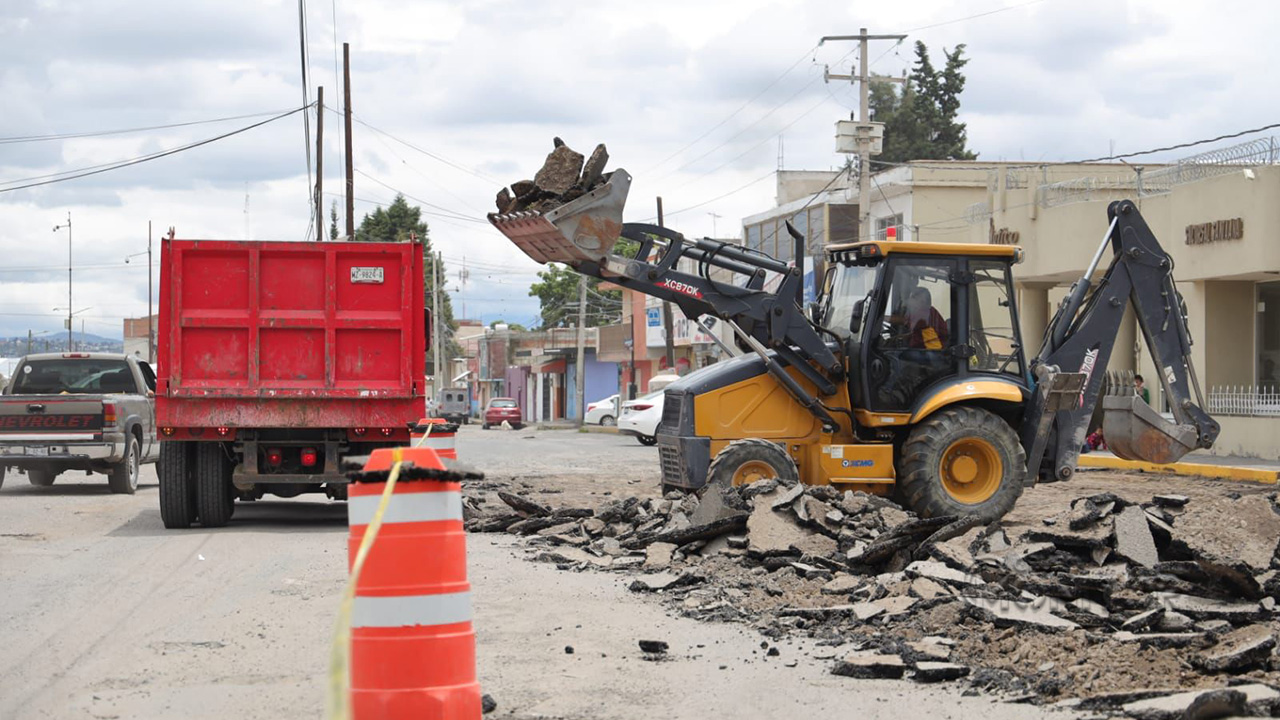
[1207,386,1280,417]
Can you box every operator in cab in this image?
[905,287,949,350]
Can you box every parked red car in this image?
[482,398,523,429]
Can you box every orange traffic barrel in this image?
[412,418,459,460]
[347,446,481,719]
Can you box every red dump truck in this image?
[156,237,428,528]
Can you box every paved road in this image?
[0,428,1067,719]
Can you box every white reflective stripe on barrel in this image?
[418,436,456,449]
[348,490,462,526]
[352,591,472,628]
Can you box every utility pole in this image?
[821,29,906,242]
[315,86,324,242]
[657,197,675,371]
[148,221,154,364]
[432,250,443,395]
[53,212,72,351]
[343,43,355,240]
[574,274,587,427]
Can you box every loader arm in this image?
[1021,199,1220,480]
[490,170,844,432]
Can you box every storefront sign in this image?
[990,227,1020,245]
[1185,218,1244,245]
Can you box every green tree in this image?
[329,200,339,241]
[870,41,977,163]
[528,263,622,329]
[353,194,460,365]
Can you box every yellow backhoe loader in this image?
[490,169,1218,521]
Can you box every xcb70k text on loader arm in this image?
[490,169,1219,521]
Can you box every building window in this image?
[1259,281,1280,389]
[829,204,858,244]
[745,224,761,251]
[762,220,777,259]
[875,213,904,241]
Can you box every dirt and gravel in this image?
[468,429,1280,717]
[1,426,1081,720]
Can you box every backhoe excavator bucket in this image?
[488,170,632,269]
[1101,372,1199,464]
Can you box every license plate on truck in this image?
[350,266,384,284]
[25,446,49,456]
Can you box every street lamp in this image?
[52,212,72,351]
[124,222,154,363]
[53,307,94,351]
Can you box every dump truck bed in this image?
[156,239,426,431]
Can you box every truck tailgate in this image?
[0,396,104,440]
[157,239,426,429]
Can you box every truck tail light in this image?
[353,427,366,436]
[103,403,117,426]
[380,428,393,437]
[62,353,90,359]
[217,427,230,436]
[162,427,174,436]
[266,448,283,466]
[300,448,318,467]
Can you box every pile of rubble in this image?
[492,139,612,216]
[464,477,1280,711]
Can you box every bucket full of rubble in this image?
[489,139,630,271]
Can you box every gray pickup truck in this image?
[0,353,158,493]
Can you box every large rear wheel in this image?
[195,443,234,528]
[159,441,197,529]
[900,406,1025,522]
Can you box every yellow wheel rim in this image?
[939,437,1002,504]
[732,460,778,486]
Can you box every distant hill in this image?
[0,332,123,356]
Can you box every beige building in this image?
[966,138,1280,460]
[743,141,1280,460]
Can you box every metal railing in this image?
[1207,386,1280,417]
[1036,136,1279,208]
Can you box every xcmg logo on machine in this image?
[841,459,875,468]
[660,278,703,299]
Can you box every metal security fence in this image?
[1207,386,1280,417]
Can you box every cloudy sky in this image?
[2,0,1277,338]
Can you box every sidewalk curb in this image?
[1078,455,1279,484]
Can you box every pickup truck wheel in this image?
[0,465,5,489]
[195,443,234,528]
[28,469,58,487]
[108,435,140,494]
[159,441,197,529]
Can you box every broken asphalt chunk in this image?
[831,651,907,679]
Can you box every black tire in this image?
[195,443,234,528]
[28,469,58,486]
[900,405,1026,522]
[0,465,5,489]
[482,423,490,430]
[600,415,615,427]
[706,438,798,488]
[108,434,141,495]
[637,434,657,446]
[159,441,197,529]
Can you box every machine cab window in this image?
[865,258,958,412]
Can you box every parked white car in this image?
[617,390,664,446]
[584,394,619,426]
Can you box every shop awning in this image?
[538,358,566,374]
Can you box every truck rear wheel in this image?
[899,406,1026,522]
[28,469,58,487]
[0,465,5,489]
[108,434,141,495]
[195,443,234,528]
[159,441,197,529]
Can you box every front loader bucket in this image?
[488,170,632,269]
[1102,394,1199,464]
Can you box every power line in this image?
[351,169,487,223]
[333,108,499,184]
[650,169,777,221]
[900,0,1053,33]
[0,108,301,145]
[0,105,311,194]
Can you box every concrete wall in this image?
[1205,281,1257,387]
[1207,416,1280,461]
[565,351,619,420]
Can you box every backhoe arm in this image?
[1023,200,1220,480]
